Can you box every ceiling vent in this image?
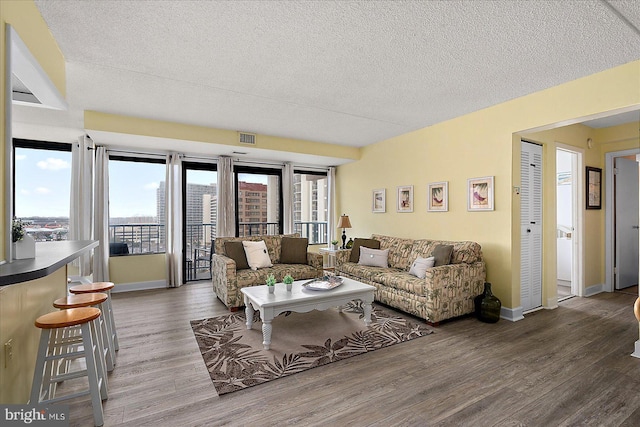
[238,132,256,145]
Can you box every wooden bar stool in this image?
[69,282,119,352]
[54,293,114,372]
[31,307,107,427]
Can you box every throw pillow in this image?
[432,244,454,267]
[349,238,381,263]
[280,237,308,264]
[224,241,250,270]
[408,256,435,279]
[242,240,273,270]
[358,246,389,268]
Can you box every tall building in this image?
[237,181,270,235]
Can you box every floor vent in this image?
[238,132,256,145]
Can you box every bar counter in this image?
[0,239,97,404]
[0,240,98,286]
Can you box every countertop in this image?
[0,240,98,286]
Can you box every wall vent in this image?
[238,132,256,145]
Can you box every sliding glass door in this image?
[183,162,217,282]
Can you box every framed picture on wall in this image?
[467,176,494,211]
[427,182,448,212]
[397,185,413,212]
[586,166,602,209]
[372,189,386,213]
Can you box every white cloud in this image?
[15,154,27,161]
[37,158,70,171]
[35,187,51,195]
[20,188,30,195]
[144,182,160,190]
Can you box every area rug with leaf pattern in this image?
[190,301,435,396]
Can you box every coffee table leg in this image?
[245,300,254,330]
[262,320,272,350]
[363,301,372,326]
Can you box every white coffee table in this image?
[240,277,375,350]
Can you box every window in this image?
[235,166,282,236]
[294,170,328,244]
[108,156,166,255]
[13,139,72,241]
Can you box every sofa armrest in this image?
[307,252,323,271]
[424,261,486,296]
[211,254,238,309]
[335,249,352,267]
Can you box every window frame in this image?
[107,154,166,256]
[234,165,283,237]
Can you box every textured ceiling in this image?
[12,0,640,159]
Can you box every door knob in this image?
[527,228,531,233]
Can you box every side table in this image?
[318,247,349,275]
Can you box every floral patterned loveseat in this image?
[335,234,486,324]
[211,234,323,310]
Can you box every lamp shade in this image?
[337,215,352,229]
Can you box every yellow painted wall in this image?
[336,61,640,310]
[1,0,65,261]
[109,254,167,285]
[0,266,67,404]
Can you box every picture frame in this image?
[586,166,602,210]
[427,181,448,212]
[372,188,386,213]
[397,185,414,213]
[467,176,494,211]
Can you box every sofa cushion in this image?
[371,234,415,270]
[224,241,250,270]
[243,240,273,270]
[408,256,435,279]
[349,238,381,263]
[358,247,389,268]
[432,244,454,266]
[280,237,308,264]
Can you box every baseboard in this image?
[546,297,558,310]
[584,283,604,297]
[632,340,640,359]
[111,280,167,293]
[500,306,524,322]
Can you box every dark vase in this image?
[474,282,501,323]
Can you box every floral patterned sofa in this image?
[335,234,486,324]
[211,234,323,310]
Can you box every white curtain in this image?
[327,166,337,246]
[283,162,294,234]
[70,135,94,277]
[166,153,183,288]
[93,146,110,282]
[217,156,235,237]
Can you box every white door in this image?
[521,141,543,311]
[615,157,639,289]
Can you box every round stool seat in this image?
[54,293,108,309]
[69,282,114,294]
[35,307,101,329]
[634,297,640,322]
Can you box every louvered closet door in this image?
[520,141,543,311]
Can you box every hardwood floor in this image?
[63,282,640,426]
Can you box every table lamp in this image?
[337,214,352,249]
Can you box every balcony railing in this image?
[109,223,165,255]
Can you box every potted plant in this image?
[331,239,339,250]
[283,274,294,291]
[266,273,276,294]
[12,217,35,260]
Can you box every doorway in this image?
[183,162,218,282]
[556,146,583,301]
[605,149,640,293]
